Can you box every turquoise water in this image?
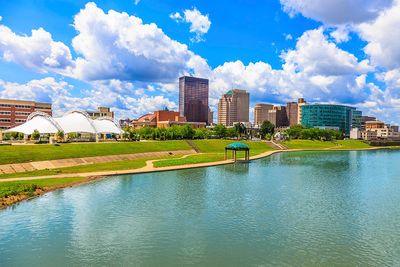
[1,150,400,266]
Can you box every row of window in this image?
[0,104,51,109]
[0,119,25,122]
[16,112,31,116]
[15,105,32,109]
[0,111,34,116]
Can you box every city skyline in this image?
[0,1,400,124]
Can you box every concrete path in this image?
[266,141,287,150]
[0,149,196,175]
[0,150,283,182]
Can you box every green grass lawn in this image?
[0,141,191,165]
[0,156,179,179]
[335,140,372,149]
[282,140,371,149]
[193,140,274,155]
[154,140,274,168]
[0,177,85,199]
[154,153,226,168]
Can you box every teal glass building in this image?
[301,104,362,135]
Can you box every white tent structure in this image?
[54,110,97,134]
[93,117,123,134]
[5,110,123,136]
[4,112,62,135]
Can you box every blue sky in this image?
[0,0,399,124]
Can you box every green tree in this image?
[139,126,154,140]
[260,120,275,139]
[214,124,227,138]
[286,125,303,139]
[17,132,24,140]
[31,129,40,140]
[56,130,65,142]
[10,132,19,140]
[234,123,247,138]
[226,127,238,138]
[122,127,131,140]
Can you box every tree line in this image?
[2,121,343,142]
[122,122,342,141]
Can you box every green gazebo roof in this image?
[225,142,250,151]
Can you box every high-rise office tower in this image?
[218,89,249,126]
[179,76,209,124]
[286,102,299,126]
[254,104,274,126]
[266,106,289,127]
[297,98,306,125]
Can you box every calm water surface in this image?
[1,150,400,266]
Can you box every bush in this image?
[286,125,343,141]
[31,130,40,140]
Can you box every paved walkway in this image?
[0,150,283,182]
[266,140,287,150]
[0,149,196,175]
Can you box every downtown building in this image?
[301,104,362,136]
[254,104,274,126]
[130,110,205,129]
[254,98,306,128]
[0,99,52,130]
[265,106,289,128]
[86,107,114,119]
[179,76,209,124]
[351,120,400,141]
[218,89,249,126]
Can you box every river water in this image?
[1,150,400,266]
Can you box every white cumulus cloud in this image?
[72,2,200,82]
[280,0,395,25]
[0,25,75,75]
[357,0,400,69]
[170,7,211,42]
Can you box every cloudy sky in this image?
[0,0,399,124]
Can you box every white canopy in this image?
[4,115,60,135]
[5,110,122,135]
[93,119,123,134]
[54,111,96,134]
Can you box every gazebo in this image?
[225,142,250,162]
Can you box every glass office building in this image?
[179,76,209,124]
[301,104,362,135]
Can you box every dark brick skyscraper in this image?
[179,76,209,124]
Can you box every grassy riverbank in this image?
[0,140,273,179]
[0,141,191,164]
[0,157,153,179]
[154,140,273,167]
[0,177,88,209]
[282,140,372,149]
